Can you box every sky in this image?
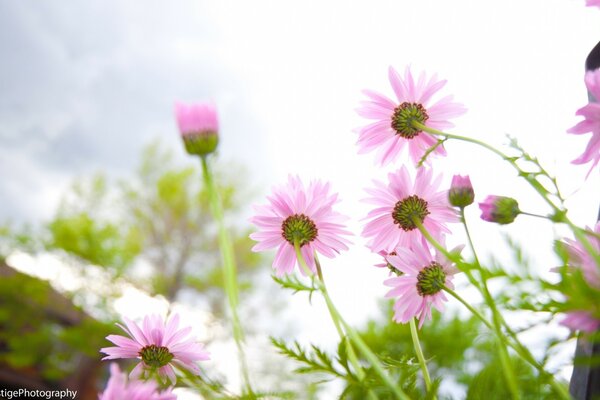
[1,0,600,397]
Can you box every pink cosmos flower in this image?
[174,102,219,156]
[356,66,466,166]
[448,174,474,208]
[249,176,352,276]
[99,363,176,400]
[384,242,460,328]
[559,222,600,332]
[568,68,600,174]
[362,166,457,253]
[561,311,600,333]
[100,314,210,384]
[479,195,520,225]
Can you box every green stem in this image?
[413,121,561,215]
[292,244,362,377]
[200,156,253,396]
[460,210,520,399]
[293,242,407,400]
[414,120,600,271]
[519,211,550,220]
[409,318,433,396]
[414,219,569,399]
[443,285,570,400]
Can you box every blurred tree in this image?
[47,141,263,314]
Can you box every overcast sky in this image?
[1,0,600,396]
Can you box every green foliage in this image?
[272,274,319,302]
[41,141,263,311]
[0,272,113,381]
[48,211,141,272]
[355,301,567,399]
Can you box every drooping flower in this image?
[384,241,460,328]
[478,195,520,225]
[249,176,352,276]
[175,102,219,156]
[374,250,402,276]
[99,363,176,400]
[100,314,210,384]
[362,166,457,253]
[567,68,600,174]
[448,175,474,208]
[356,66,466,166]
[559,222,600,332]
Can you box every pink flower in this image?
[448,174,474,208]
[567,68,600,174]
[559,222,600,333]
[99,363,176,400]
[249,176,352,276]
[174,102,219,156]
[356,66,466,166]
[586,0,600,7]
[478,195,520,225]
[561,311,600,333]
[374,250,402,276]
[384,242,460,328]
[362,166,457,253]
[100,314,210,384]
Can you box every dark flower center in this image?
[139,344,174,368]
[391,102,429,139]
[416,262,446,296]
[282,214,318,247]
[392,195,430,231]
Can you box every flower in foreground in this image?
[249,176,352,276]
[567,68,600,174]
[100,314,210,384]
[99,363,176,400]
[448,174,474,208]
[479,195,520,225]
[356,66,466,166]
[384,242,460,328]
[175,102,219,156]
[559,222,600,332]
[362,166,457,253]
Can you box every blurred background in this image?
[0,0,599,398]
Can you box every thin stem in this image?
[409,318,433,395]
[415,219,569,399]
[443,285,570,400]
[413,121,562,215]
[460,209,520,399]
[293,243,407,400]
[519,210,550,220]
[415,120,600,271]
[200,156,253,396]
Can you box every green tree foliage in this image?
[47,142,263,310]
[0,269,113,382]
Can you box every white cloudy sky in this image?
[1,0,600,397]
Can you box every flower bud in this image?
[175,102,219,156]
[448,175,474,208]
[479,195,520,224]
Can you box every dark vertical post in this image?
[568,40,600,400]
